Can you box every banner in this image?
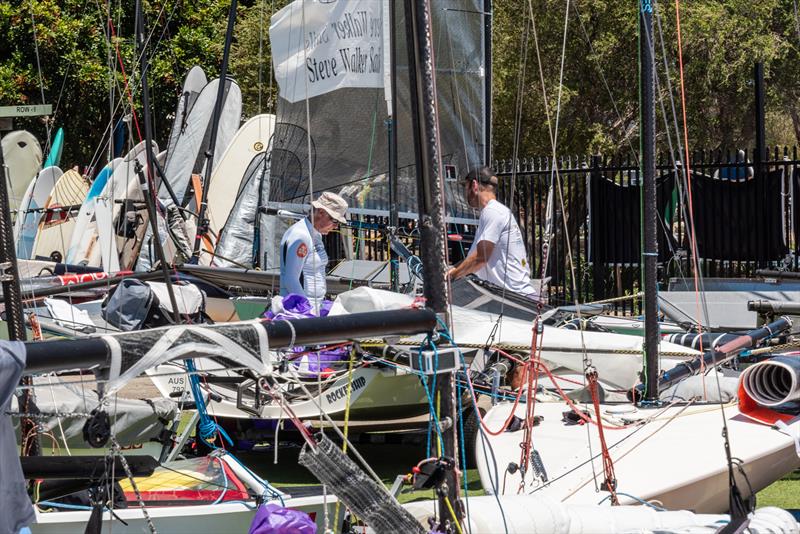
[271,0,386,103]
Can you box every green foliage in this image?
[3,0,800,165]
[491,0,800,157]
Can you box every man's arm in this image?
[281,240,309,295]
[448,240,495,280]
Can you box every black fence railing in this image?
[325,147,800,315]
[495,147,800,314]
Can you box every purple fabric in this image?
[263,293,330,321]
[248,503,316,534]
[264,294,347,373]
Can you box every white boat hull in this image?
[33,495,340,533]
[476,401,800,513]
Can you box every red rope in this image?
[107,18,143,143]
[464,352,636,433]
[674,0,707,398]
[588,369,619,505]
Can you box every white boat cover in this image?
[403,496,800,534]
[329,287,699,389]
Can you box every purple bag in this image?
[264,294,347,373]
[248,503,316,534]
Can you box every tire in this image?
[460,402,486,469]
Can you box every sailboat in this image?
[259,2,797,533]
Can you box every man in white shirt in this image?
[447,166,538,298]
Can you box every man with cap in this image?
[448,166,538,299]
[279,191,348,314]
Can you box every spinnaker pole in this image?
[639,0,660,403]
[403,0,462,526]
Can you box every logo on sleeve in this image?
[297,243,308,258]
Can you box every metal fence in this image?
[325,147,800,315]
[495,147,800,313]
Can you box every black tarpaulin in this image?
[791,167,800,254]
[689,169,786,261]
[588,171,675,264]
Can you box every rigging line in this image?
[531,0,604,486]
[666,0,712,398]
[28,1,51,146]
[284,366,390,494]
[258,0,266,115]
[269,0,276,113]
[528,0,589,358]
[485,3,532,340]
[104,0,174,147]
[105,0,116,166]
[651,3,692,294]
[48,61,72,129]
[653,4,712,336]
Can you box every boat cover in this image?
[329,287,698,389]
[10,378,178,449]
[659,290,800,330]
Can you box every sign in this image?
[0,104,52,117]
[270,0,386,103]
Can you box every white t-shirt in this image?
[468,199,536,297]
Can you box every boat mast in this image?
[403,0,462,525]
[190,0,238,263]
[640,0,660,402]
[388,0,400,292]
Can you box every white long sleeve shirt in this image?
[279,218,328,313]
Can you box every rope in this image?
[587,369,619,505]
[185,359,233,446]
[111,436,157,534]
[332,348,357,525]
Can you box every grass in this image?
[757,470,800,510]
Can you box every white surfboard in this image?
[2,130,43,214]
[205,114,276,266]
[136,77,242,271]
[65,158,122,265]
[31,169,90,262]
[15,165,63,259]
[160,66,207,182]
[70,142,152,269]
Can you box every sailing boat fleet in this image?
[1,0,800,533]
